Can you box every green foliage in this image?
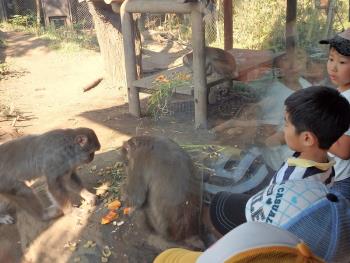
[214,0,349,51]
[147,76,191,119]
[107,162,125,198]
[189,0,349,51]
[39,25,99,52]
[147,81,174,119]
[8,13,37,28]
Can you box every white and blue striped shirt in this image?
[270,152,335,186]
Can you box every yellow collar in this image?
[287,157,335,171]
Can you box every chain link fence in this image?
[69,0,93,30]
[139,0,349,52]
[4,0,37,17]
[138,0,224,49]
[3,0,349,50]
[3,0,93,29]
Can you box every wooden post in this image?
[191,8,207,129]
[121,4,141,117]
[223,0,233,50]
[286,0,297,52]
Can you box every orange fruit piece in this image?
[101,211,118,225]
[107,200,121,210]
[123,207,131,215]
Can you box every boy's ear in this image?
[301,131,318,147]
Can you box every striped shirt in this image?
[270,152,335,186]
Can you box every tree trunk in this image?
[0,0,7,22]
[86,1,141,99]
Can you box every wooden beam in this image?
[223,0,233,50]
[104,0,124,4]
[89,0,124,3]
[122,0,198,13]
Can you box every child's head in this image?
[284,86,350,151]
[320,29,350,90]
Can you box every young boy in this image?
[320,28,350,199]
[209,86,350,236]
[270,86,350,185]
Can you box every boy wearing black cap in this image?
[320,28,350,200]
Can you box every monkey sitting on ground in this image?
[121,135,203,249]
[183,46,239,79]
[0,127,101,224]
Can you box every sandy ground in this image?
[0,29,217,263]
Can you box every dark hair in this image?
[285,86,350,149]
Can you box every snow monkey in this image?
[183,46,239,79]
[121,136,203,248]
[0,127,101,223]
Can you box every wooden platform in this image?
[133,48,281,95]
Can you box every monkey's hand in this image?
[0,214,15,224]
[42,205,64,221]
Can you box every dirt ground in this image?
[0,29,224,263]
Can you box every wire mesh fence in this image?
[3,0,93,29]
[3,0,349,51]
[138,0,225,49]
[69,0,93,30]
[4,0,37,18]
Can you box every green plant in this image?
[147,81,174,119]
[147,74,191,119]
[107,162,125,198]
[206,0,349,51]
[8,12,37,28]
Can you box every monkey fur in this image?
[121,136,203,246]
[0,198,14,224]
[0,127,101,222]
[183,46,239,79]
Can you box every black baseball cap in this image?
[319,28,350,56]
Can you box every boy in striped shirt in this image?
[270,86,350,185]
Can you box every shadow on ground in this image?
[0,30,51,60]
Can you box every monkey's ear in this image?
[75,135,88,147]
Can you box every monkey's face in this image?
[120,138,141,173]
[74,128,101,164]
[120,140,134,167]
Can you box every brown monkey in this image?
[0,127,101,222]
[183,46,239,79]
[121,136,203,248]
